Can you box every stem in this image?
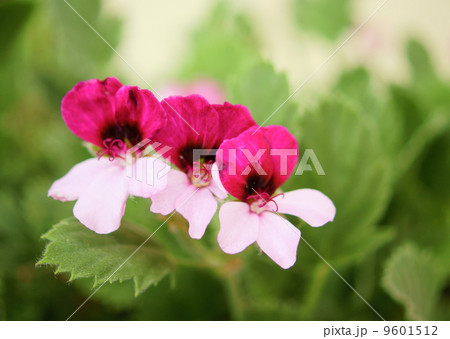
[125,213,249,319]
[223,273,245,320]
[299,262,329,319]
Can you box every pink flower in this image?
[159,78,225,104]
[48,77,168,233]
[60,77,165,158]
[215,126,336,269]
[150,95,257,239]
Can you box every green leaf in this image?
[407,39,437,84]
[382,244,445,320]
[38,218,172,296]
[397,111,449,176]
[284,96,393,266]
[73,278,137,310]
[179,1,258,83]
[227,60,298,127]
[388,42,450,177]
[292,0,353,41]
[0,1,34,110]
[334,67,403,159]
[26,0,122,97]
[419,129,450,202]
[47,0,122,65]
[400,39,450,113]
[0,1,34,60]
[332,226,395,268]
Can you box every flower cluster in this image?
[49,77,336,269]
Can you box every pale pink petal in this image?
[191,79,225,104]
[208,163,228,199]
[149,169,191,215]
[176,186,217,239]
[48,158,111,201]
[159,78,225,104]
[73,164,128,234]
[257,213,301,269]
[218,202,259,254]
[273,188,336,227]
[127,157,170,198]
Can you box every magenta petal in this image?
[274,188,336,227]
[73,163,128,234]
[115,86,165,141]
[213,102,257,142]
[257,213,301,269]
[61,78,122,146]
[100,77,122,96]
[218,202,259,254]
[48,158,111,201]
[176,186,217,239]
[150,169,191,215]
[262,125,298,189]
[127,157,169,198]
[153,95,219,170]
[217,126,274,200]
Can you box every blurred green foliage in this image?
[179,1,258,82]
[292,0,353,41]
[0,0,449,320]
[382,243,445,321]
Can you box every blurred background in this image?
[0,0,449,320]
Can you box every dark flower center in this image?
[244,175,275,198]
[101,122,142,147]
[98,122,142,160]
[178,144,215,174]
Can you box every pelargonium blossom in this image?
[215,125,336,269]
[150,95,257,239]
[48,77,168,234]
[159,78,225,104]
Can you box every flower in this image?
[48,77,168,233]
[150,95,257,239]
[215,125,336,269]
[159,78,225,104]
